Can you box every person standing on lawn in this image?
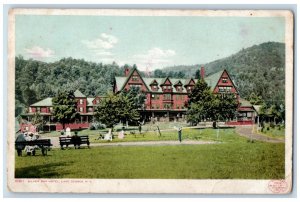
[138,123,142,134]
[174,126,183,142]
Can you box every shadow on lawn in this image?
[15,162,72,178]
[194,126,235,130]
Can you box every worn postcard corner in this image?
[7,8,293,194]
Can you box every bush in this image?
[277,125,281,130]
[270,122,275,128]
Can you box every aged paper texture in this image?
[7,9,293,194]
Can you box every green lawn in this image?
[15,128,285,179]
[255,124,285,140]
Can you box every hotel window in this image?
[79,99,83,104]
[222,78,228,83]
[50,107,53,112]
[177,86,182,92]
[37,107,41,113]
[79,107,83,112]
[29,107,32,113]
[164,94,172,100]
[164,103,172,109]
[167,86,171,90]
[152,85,158,91]
[129,84,141,90]
[226,86,232,92]
[132,76,139,81]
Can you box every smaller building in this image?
[20,90,104,132]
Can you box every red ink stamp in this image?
[268,180,289,193]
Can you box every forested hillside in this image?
[15,42,285,117]
[161,42,285,105]
[15,57,124,116]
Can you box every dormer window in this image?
[152,85,158,91]
[132,76,139,81]
[222,78,228,83]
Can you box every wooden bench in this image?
[59,135,90,149]
[15,139,52,156]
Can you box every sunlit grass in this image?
[15,127,285,179]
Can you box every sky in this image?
[15,15,285,71]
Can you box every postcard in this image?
[7,9,293,194]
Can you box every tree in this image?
[268,104,281,124]
[31,112,45,132]
[94,92,139,132]
[248,92,263,105]
[214,93,238,121]
[121,86,146,110]
[52,90,79,130]
[194,69,200,79]
[187,79,238,127]
[186,79,214,124]
[22,87,37,106]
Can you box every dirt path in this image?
[235,126,284,143]
[46,137,218,148]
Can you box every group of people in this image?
[15,132,40,156]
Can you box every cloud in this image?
[82,33,118,56]
[132,47,176,70]
[25,46,55,59]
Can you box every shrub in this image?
[277,125,281,130]
[270,122,275,128]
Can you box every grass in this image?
[15,128,285,179]
[40,122,190,138]
[255,124,285,140]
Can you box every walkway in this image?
[235,126,284,143]
[46,137,218,148]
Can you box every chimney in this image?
[200,66,205,79]
[124,67,130,77]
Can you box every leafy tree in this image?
[248,92,263,105]
[121,86,146,110]
[52,90,79,130]
[215,93,238,121]
[187,79,214,123]
[31,112,45,132]
[177,71,186,78]
[22,87,37,106]
[187,79,238,126]
[194,69,200,79]
[94,92,139,132]
[268,104,281,124]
